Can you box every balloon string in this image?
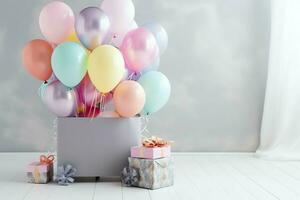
[140,115,151,138]
[91,90,97,118]
[88,90,97,118]
[100,94,105,111]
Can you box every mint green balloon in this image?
[51,42,88,88]
[138,71,171,115]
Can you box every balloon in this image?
[66,31,80,43]
[113,80,145,117]
[138,71,171,114]
[101,0,135,34]
[51,42,88,88]
[143,23,168,55]
[39,1,75,44]
[88,45,125,93]
[42,81,78,117]
[38,74,57,100]
[111,20,138,47]
[76,74,101,107]
[143,56,160,73]
[121,28,158,72]
[75,7,110,50]
[98,111,120,118]
[22,39,53,81]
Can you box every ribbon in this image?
[33,166,41,183]
[57,164,77,186]
[142,136,173,148]
[40,155,55,165]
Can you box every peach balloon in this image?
[113,80,145,117]
[22,39,53,81]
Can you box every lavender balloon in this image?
[75,7,110,50]
[43,81,78,117]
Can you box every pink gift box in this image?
[131,146,171,159]
[26,162,53,184]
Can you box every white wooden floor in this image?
[1,153,300,200]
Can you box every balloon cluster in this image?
[22,0,171,118]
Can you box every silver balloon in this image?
[75,7,110,50]
[143,22,168,55]
[43,81,78,117]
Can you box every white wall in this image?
[0,0,270,152]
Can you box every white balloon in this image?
[112,20,138,47]
[101,0,135,34]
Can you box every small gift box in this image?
[131,136,172,159]
[128,157,174,190]
[26,155,54,184]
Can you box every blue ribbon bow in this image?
[57,164,77,186]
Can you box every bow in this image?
[142,136,173,148]
[56,164,77,186]
[40,155,55,164]
[121,166,139,186]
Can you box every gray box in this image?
[57,117,141,177]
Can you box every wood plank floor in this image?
[1,153,300,200]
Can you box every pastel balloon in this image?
[143,22,168,55]
[51,42,88,88]
[111,20,138,47]
[101,0,135,34]
[98,111,120,118]
[113,80,145,117]
[88,45,125,93]
[42,81,78,117]
[39,1,75,44]
[38,74,57,100]
[75,7,110,50]
[76,74,101,107]
[121,28,158,72]
[66,31,80,43]
[22,39,53,81]
[138,71,171,115]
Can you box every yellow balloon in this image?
[66,31,80,43]
[88,45,125,93]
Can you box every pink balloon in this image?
[113,80,145,117]
[39,1,75,44]
[121,28,158,72]
[76,75,101,107]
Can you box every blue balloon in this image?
[138,71,171,114]
[51,42,88,88]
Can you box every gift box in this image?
[26,155,54,184]
[131,146,171,159]
[128,157,174,189]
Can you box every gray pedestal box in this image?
[57,117,141,178]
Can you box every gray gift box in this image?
[129,157,174,189]
[57,117,141,177]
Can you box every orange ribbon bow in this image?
[40,155,55,164]
[142,136,173,148]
